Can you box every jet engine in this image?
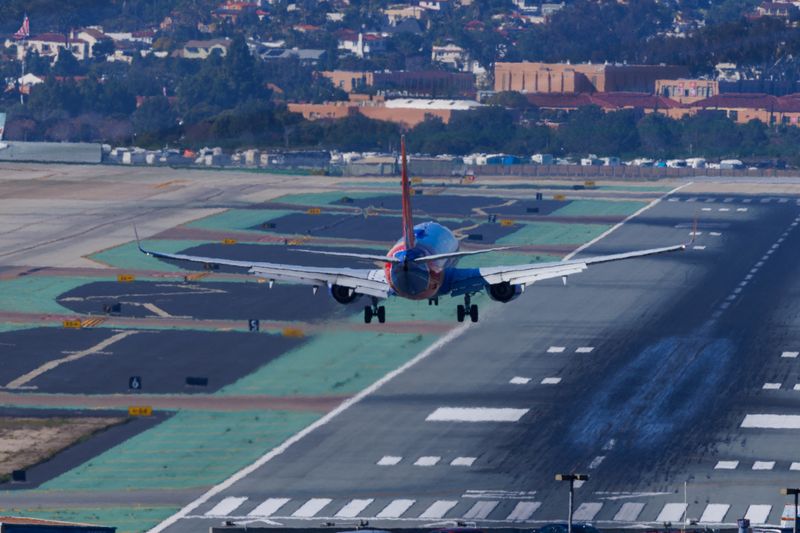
[330,284,359,304]
[487,281,522,303]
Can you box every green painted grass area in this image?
[184,209,295,232]
[90,240,212,271]
[41,410,319,491]
[497,221,609,246]
[550,199,647,217]
[220,331,435,396]
[275,191,385,206]
[0,276,115,314]
[1,506,178,533]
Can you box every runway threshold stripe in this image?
[791,463,800,471]
[414,456,440,466]
[292,498,331,518]
[573,502,602,521]
[741,414,800,429]
[753,461,775,470]
[699,504,730,523]
[451,456,476,466]
[781,351,799,358]
[248,498,289,517]
[506,501,541,521]
[463,500,499,519]
[335,499,373,518]
[715,460,739,470]
[205,497,248,517]
[745,504,772,524]
[419,500,458,519]
[426,407,529,423]
[613,502,644,522]
[376,499,415,518]
[377,455,402,466]
[656,503,687,522]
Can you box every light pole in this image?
[781,488,800,533]
[556,473,589,533]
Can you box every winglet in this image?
[400,135,415,250]
[133,224,148,255]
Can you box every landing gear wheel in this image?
[364,306,373,324]
[457,304,466,322]
[469,304,479,323]
[377,306,386,323]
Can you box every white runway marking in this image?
[205,497,248,517]
[737,208,748,212]
[573,502,602,520]
[742,414,800,429]
[292,498,332,518]
[506,501,541,521]
[248,498,290,517]
[426,407,529,423]
[377,456,402,466]
[573,479,586,489]
[743,198,752,202]
[715,460,739,470]
[690,231,703,236]
[547,346,566,353]
[336,499,373,518]
[657,503,687,522]
[794,385,800,391]
[724,197,734,202]
[541,377,562,385]
[700,504,730,523]
[762,383,781,390]
[142,302,172,318]
[576,346,594,353]
[782,351,799,358]
[702,208,712,212]
[376,499,415,518]
[745,504,772,524]
[753,461,775,470]
[780,198,789,203]
[419,500,458,519]
[719,208,730,212]
[613,502,645,521]
[414,456,441,466]
[693,245,706,250]
[588,455,605,469]
[463,500,499,519]
[710,232,722,236]
[790,462,800,471]
[451,457,476,466]
[510,376,531,385]
[463,490,538,500]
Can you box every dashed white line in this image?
[588,455,606,469]
[426,407,529,423]
[791,462,800,471]
[753,461,776,470]
[450,457,476,467]
[702,207,712,212]
[762,383,781,390]
[737,208,748,212]
[547,346,566,353]
[794,384,800,391]
[715,460,739,470]
[541,377,562,385]
[510,376,531,385]
[414,456,441,467]
[576,346,594,353]
[742,414,800,429]
[710,231,722,236]
[693,245,706,250]
[377,456,402,466]
[782,351,799,358]
[719,208,730,212]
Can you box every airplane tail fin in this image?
[400,136,415,250]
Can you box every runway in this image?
[157,193,800,532]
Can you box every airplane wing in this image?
[447,244,686,294]
[137,241,391,299]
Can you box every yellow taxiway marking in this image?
[6,331,137,389]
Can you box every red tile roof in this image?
[527,92,684,110]
[693,93,778,109]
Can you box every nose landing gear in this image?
[364,298,386,324]
[456,294,479,323]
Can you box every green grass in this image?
[219,331,436,396]
[497,221,610,246]
[550,199,647,217]
[0,277,115,314]
[90,240,211,271]
[41,410,319,491]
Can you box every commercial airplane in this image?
[137,137,686,324]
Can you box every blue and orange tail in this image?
[400,136,415,250]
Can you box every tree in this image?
[637,113,682,159]
[52,48,83,76]
[131,96,178,146]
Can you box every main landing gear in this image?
[364,297,385,324]
[457,294,479,323]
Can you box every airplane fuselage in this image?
[384,221,459,300]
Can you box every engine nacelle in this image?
[487,281,522,303]
[330,284,360,304]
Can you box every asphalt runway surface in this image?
[0,327,304,394]
[331,194,568,217]
[58,280,344,321]
[162,193,800,532]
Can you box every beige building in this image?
[495,62,690,93]
[655,79,718,103]
[10,33,90,62]
[182,38,231,59]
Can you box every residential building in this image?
[494,62,690,93]
[419,0,452,10]
[431,43,469,70]
[692,93,800,125]
[260,48,325,65]
[337,31,386,58]
[526,92,690,120]
[10,33,90,62]
[322,70,476,98]
[182,38,232,59]
[383,5,427,25]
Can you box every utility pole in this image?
[556,474,589,533]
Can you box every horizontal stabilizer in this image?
[413,246,513,263]
[293,249,401,263]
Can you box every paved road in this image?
[159,193,800,532]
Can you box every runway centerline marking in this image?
[576,346,594,353]
[6,330,137,389]
[541,377,562,385]
[547,346,565,353]
[753,461,775,470]
[426,407,529,423]
[510,376,531,385]
[762,383,781,390]
[790,462,800,471]
[781,351,799,358]
[414,456,441,466]
[451,456,476,466]
[377,455,402,466]
[715,460,739,470]
[588,455,605,469]
[741,414,800,429]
